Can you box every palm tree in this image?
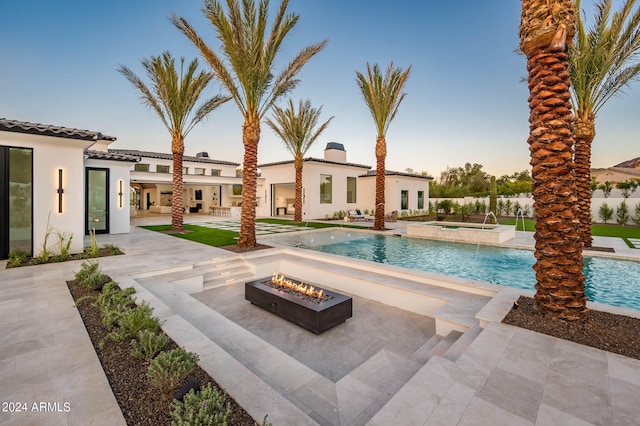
[570,0,640,247]
[519,0,586,320]
[118,52,229,232]
[356,62,411,231]
[172,0,327,247]
[266,99,333,222]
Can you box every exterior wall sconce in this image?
[118,180,123,208]
[57,168,64,213]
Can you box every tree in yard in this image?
[632,203,640,225]
[520,0,586,320]
[172,0,327,247]
[266,99,333,222]
[599,202,614,223]
[617,179,638,199]
[598,180,614,198]
[569,0,640,247]
[118,52,230,232]
[356,62,411,230]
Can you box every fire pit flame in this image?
[271,273,325,299]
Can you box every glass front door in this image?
[86,168,109,234]
[1,146,33,259]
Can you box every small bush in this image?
[7,248,29,268]
[95,282,136,329]
[632,203,640,226]
[616,201,630,226]
[131,330,169,361]
[74,260,101,285]
[103,244,123,255]
[100,301,160,348]
[148,348,200,392]
[599,203,614,223]
[170,383,231,426]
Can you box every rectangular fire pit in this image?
[245,276,352,334]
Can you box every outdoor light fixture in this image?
[118,180,123,208]
[57,168,64,213]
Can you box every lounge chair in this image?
[347,210,365,221]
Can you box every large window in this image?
[194,167,205,175]
[401,190,408,210]
[1,147,33,259]
[211,169,221,176]
[347,177,357,203]
[156,165,170,173]
[320,175,332,204]
[134,163,149,172]
[417,191,424,209]
[86,168,109,234]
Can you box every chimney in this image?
[196,152,209,158]
[324,142,346,163]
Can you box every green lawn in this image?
[141,224,238,246]
[500,218,640,247]
[141,219,362,247]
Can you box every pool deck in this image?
[1,215,639,425]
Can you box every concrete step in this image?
[202,264,250,281]
[204,272,255,290]
[442,325,483,362]
[410,335,443,364]
[430,330,463,358]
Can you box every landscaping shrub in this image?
[616,201,630,226]
[7,248,29,268]
[131,330,170,361]
[170,383,231,426]
[632,203,640,226]
[94,282,136,330]
[101,301,161,348]
[599,203,614,223]
[148,348,200,392]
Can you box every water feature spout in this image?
[484,211,498,225]
[515,208,526,232]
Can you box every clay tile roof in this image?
[0,118,116,141]
[258,157,371,169]
[85,149,139,163]
[359,169,433,179]
[109,149,240,166]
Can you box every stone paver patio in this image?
[1,214,639,425]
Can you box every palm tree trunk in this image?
[521,0,586,320]
[574,113,596,248]
[238,116,259,248]
[294,157,303,222]
[171,133,185,233]
[373,136,386,231]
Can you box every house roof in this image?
[85,149,139,163]
[0,118,116,141]
[258,157,371,169]
[359,170,434,180]
[109,149,240,166]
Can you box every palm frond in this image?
[356,62,411,136]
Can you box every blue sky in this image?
[1,0,638,178]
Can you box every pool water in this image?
[270,230,640,311]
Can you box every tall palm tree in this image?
[356,62,411,231]
[118,52,230,232]
[570,0,640,247]
[520,0,587,320]
[266,99,333,222]
[172,0,327,247]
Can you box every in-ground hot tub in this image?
[406,221,515,245]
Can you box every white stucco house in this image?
[0,117,432,260]
[257,143,432,219]
[0,118,137,260]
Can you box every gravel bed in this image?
[503,296,640,360]
[67,279,258,425]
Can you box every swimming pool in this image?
[267,230,640,311]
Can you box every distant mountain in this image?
[614,157,640,169]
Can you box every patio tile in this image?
[541,368,612,425]
[336,375,379,426]
[291,376,338,426]
[457,397,533,426]
[609,377,640,426]
[476,367,544,423]
[535,404,597,426]
[425,381,476,426]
